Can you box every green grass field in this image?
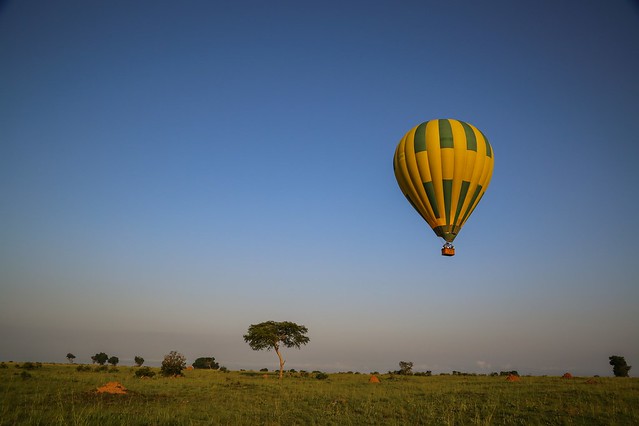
[1,363,638,425]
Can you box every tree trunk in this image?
[275,345,285,380]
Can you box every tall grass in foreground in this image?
[1,363,638,425]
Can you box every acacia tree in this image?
[66,353,76,364]
[243,321,309,379]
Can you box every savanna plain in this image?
[1,363,638,425]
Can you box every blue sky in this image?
[1,0,638,375]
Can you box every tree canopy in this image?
[161,351,186,377]
[192,357,219,369]
[609,355,632,377]
[91,352,109,366]
[398,361,414,375]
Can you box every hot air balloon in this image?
[393,119,494,256]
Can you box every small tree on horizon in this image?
[161,351,187,377]
[243,321,310,380]
[91,352,109,366]
[398,361,414,375]
[108,356,119,367]
[134,356,144,367]
[66,353,76,364]
[192,357,219,369]
[609,355,631,377]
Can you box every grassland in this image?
[1,363,638,425]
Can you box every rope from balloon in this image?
[441,242,455,257]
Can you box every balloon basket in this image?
[441,244,455,256]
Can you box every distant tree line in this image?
[67,352,146,367]
[61,323,631,379]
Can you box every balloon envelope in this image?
[393,119,494,244]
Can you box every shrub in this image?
[94,365,108,372]
[219,366,228,372]
[0,362,7,369]
[18,362,39,370]
[192,357,219,369]
[134,356,144,367]
[135,366,156,378]
[161,351,186,377]
[260,368,268,372]
[20,371,32,379]
[76,365,92,372]
[316,372,329,380]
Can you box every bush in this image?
[316,372,329,380]
[0,362,7,369]
[192,357,219,369]
[260,368,268,372]
[17,362,41,370]
[20,371,32,379]
[94,365,108,372]
[135,366,156,378]
[161,351,186,377]
[219,366,228,372]
[134,356,144,367]
[76,365,92,372]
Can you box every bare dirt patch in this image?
[96,381,127,394]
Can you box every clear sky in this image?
[1,0,638,376]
